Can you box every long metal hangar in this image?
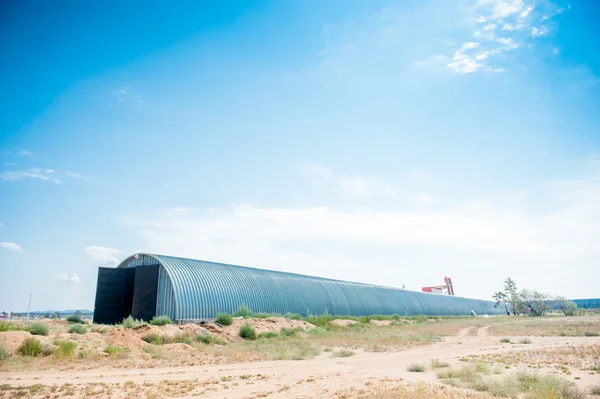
[92,253,503,324]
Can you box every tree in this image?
[520,289,550,317]
[493,278,522,315]
[555,296,578,316]
[504,278,522,315]
[493,291,510,315]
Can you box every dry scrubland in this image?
[0,314,599,398]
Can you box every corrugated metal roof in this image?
[118,253,504,320]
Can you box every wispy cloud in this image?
[18,150,36,158]
[113,86,142,103]
[0,168,62,183]
[58,274,81,284]
[0,168,93,184]
[0,242,22,252]
[298,162,439,203]
[85,246,121,266]
[418,0,566,74]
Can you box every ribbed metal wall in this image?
[117,253,504,321]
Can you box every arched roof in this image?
[117,253,503,320]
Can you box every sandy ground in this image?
[2,325,599,398]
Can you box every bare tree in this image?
[555,296,578,316]
[520,289,550,317]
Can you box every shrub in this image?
[284,313,302,320]
[41,343,57,356]
[68,324,87,334]
[500,338,511,343]
[431,358,450,369]
[215,313,233,326]
[280,327,300,337]
[254,313,271,319]
[234,304,252,318]
[168,333,193,345]
[121,316,146,329]
[195,334,214,345]
[149,316,173,326]
[407,364,426,372]
[0,343,9,360]
[258,331,278,339]
[332,349,355,358]
[27,323,49,336]
[239,323,256,340]
[142,334,163,345]
[104,345,128,356]
[519,338,532,344]
[0,321,13,332]
[590,385,600,396]
[66,315,85,324]
[584,332,599,337]
[18,338,42,357]
[54,340,77,359]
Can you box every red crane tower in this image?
[421,277,455,295]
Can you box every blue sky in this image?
[1,0,599,311]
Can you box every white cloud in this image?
[530,26,549,37]
[18,150,36,157]
[0,168,93,184]
[339,177,401,198]
[85,246,121,266]
[0,242,22,252]
[425,0,565,75]
[447,42,484,73]
[1,168,62,184]
[113,86,142,103]
[59,274,81,284]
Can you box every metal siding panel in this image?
[115,253,505,321]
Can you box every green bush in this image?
[258,331,279,339]
[234,304,252,318]
[519,338,532,344]
[407,364,426,372]
[215,313,233,326]
[54,340,77,359]
[254,313,271,319]
[0,343,9,360]
[195,333,216,345]
[149,316,173,326]
[104,345,128,356]
[18,338,42,357]
[280,327,300,337]
[168,333,193,345]
[239,323,256,340]
[500,338,511,343]
[66,315,85,324]
[142,334,164,345]
[27,323,49,336]
[585,332,599,337]
[590,385,600,395]
[68,324,87,334]
[0,321,13,332]
[121,315,146,329]
[284,313,302,320]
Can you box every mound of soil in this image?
[370,319,392,326]
[330,319,358,327]
[204,317,315,342]
[0,331,32,355]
